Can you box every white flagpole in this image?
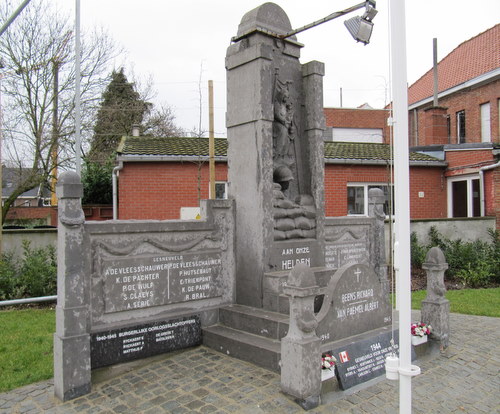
[389,0,417,413]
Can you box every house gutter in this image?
[479,160,500,216]
[112,161,123,220]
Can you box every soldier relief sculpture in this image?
[272,76,317,241]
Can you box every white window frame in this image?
[347,183,392,217]
[210,181,228,200]
[480,102,491,142]
[447,174,481,218]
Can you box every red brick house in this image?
[116,24,498,228]
[407,23,499,223]
[115,137,444,220]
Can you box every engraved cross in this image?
[354,268,362,283]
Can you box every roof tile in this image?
[119,136,228,157]
[118,136,441,163]
[408,24,500,105]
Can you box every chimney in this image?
[132,124,140,137]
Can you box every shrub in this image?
[410,232,426,268]
[0,241,57,300]
[413,226,500,288]
[18,241,57,298]
[0,252,20,300]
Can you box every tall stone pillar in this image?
[53,171,91,401]
[226,3,325,308]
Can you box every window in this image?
[456,110,466,144]
[214,182,227,199]
[448,175,480,218]
[347,184,393,216]
[480,103,491,142]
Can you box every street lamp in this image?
[282,0,377,44]
[344,3,378,44]
[232,1,377,44]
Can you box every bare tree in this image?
[0,0,119,221]
[143,105,184,137]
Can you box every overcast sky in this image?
[53,0,499,137]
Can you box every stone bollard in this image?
[421,247,450,349]
[281,264,321,410]
[53,171,91,401]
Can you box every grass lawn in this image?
[0,308,55,392]
[410,287,500,318]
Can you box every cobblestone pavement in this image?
[1,312,499,414]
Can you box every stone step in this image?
[203,324,282,372]
[263,266,333,314]
[219,304,289,340]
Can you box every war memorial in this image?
[53,3,448,409]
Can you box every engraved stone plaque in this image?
[102,251,222,313]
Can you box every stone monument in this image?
[54,171,236,400]
[226,2,326,308]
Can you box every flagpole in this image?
[389,1,419,412]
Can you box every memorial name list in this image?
[103,251,222,313]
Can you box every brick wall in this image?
[118,161,228,220]
[119,161,448,221]
[324,108,391,143]
[324,164,446,219]
[411,80,500,145]
[422,107,448,146]
[5,206,58,226]
[445,149,495,176]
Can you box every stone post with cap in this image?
[53,171,91,401]
[280,264,322,410]
[421,246,450,349]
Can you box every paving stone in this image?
[0,312,498,414]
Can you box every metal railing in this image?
[0,295,57,307]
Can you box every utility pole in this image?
[51,60,59,206]
[208,80,215,199]
[433,38,439,107]
[75,0,82,176]
[0,72,3,255]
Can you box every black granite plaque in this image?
[102,251,222,313]
[330,330,415,390]
[90,316,201,369]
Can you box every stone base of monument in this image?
[203,304,289,371]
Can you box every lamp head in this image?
[344,0,377,45]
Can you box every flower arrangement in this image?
[411,322,431,337]
[321,353,336,370]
